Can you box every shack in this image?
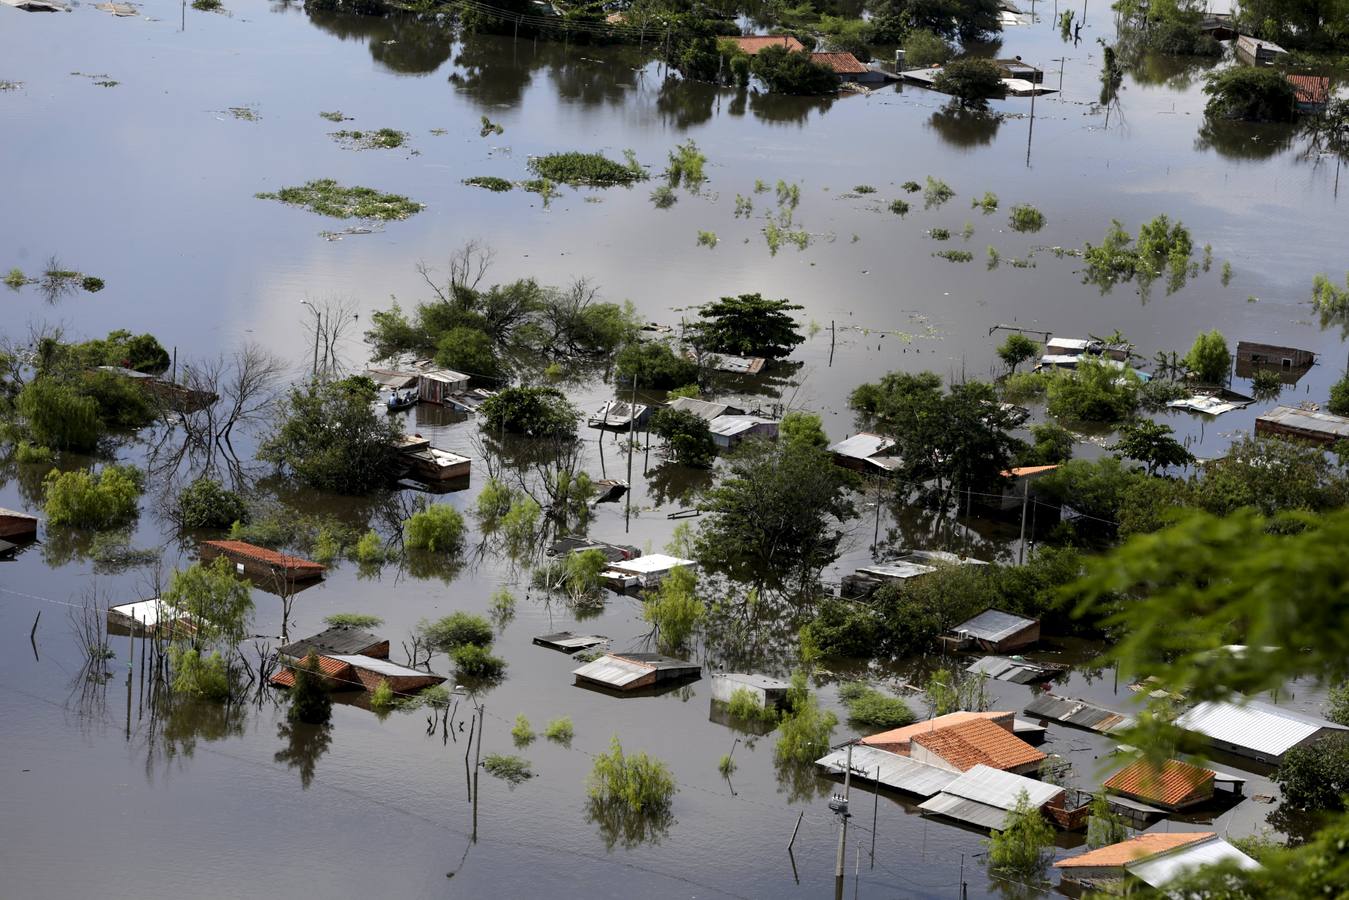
[405,447,471,482]
[815,744,958,798]
[966,656,1063,684]
[710,672,790,712]
[1125,835,1259,890]
[1175,698,1348,764]
[0,507,38,541]
[944,609,1039,653]
[587,400,651,430]
[416,366,472,405]
[549,536,641,563]
[810,51,886,84]
[533,631,609,653]
[1234,341,1315,382]
[279,626,389,661]
[994,58,1043,83]
[918,764,1065,831]
[1103,758,1215,812]
[842,550,986,599]
[272,653,445,694]
[1024,693,1134,735]
[667,396,746,421]
[908,717,1046,775]
[200,539,325,585]
[107,598,197,637]
[827,432,902,475]
[1288,75,1331,113]
[708,415,779,449]
[1054,832,1217,885]
[1255,405,1349,446]
[572,652,700,692]
[600,553,694,589]
[1236,34,1287,65]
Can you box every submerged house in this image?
[710,672,791,712]
[1236,34,1288,65]
[572,652,701,692]
[1255,405,1349,447]
[945,609,1039,653]
[810,51,885,84]
[667,396,746,421]
[841,550,986,599]
[278,626,389,661]
[827,432,902,475]
[1054,832,1218,885]
[1125,834,1259,890]
[394,434,471,483]
[107,598,197,638]
[1103,758,1215,812]
[0,507,38,542]
[1175,698,1349,764]
[549,536,641,563]
[200,539,325,585]
[815,744,959,799]
[1024,692,1134,735]
[1234,341,1315,382]
[588,400,652,430]
[918,764,1067,831]
[908,717,1046,776]
[708,415,779,449]
[989,464,1058,513]
[271,653,445,694]
[600,553,694,589]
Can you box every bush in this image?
[923,176,955,208]
[1330,372,1349,415]
[1045,360,1140,422]
[987,790,1055,879]
[404,504,465,553]
[903,29,952,67]
[352,530,385,564]
[14,441,53,464]
[176,478,249,530]
[464,176,513,192]
[998,333,1039,373]
[642,566,704,651]
[479,386,578,437]
[44,465,143,528]
[435,326,501,380]
[512,714,536,746]
[81,275,104,292]
[450,643,506,678]
[775,683,838,763]
[16,380,102,452]
[1184,329,1231,384]
[751,45,839,95]
[527,151,645,186]
[287,651,333,724]
[1204,67,1296,123]
[324,613,383,629]
[588,736,676,812]
[726,687,778,723]
[1008,204,1045,233]
[483,753,533,784]
[420,612,493,652]
[545,716,574,744]
[889,198,909,215]
[170,647,231,700]
[650,407,716,467]
[933,58,1006,107]
[800,599,879,659]
[370,678,395,711]
[615,340,698,388]
[840,684,914,729]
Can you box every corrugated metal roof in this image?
[1055,832,1214,869]
[109,598,179,629]
[327,655,434,678]
[1256,405,1349,440]
[534,632,608,651]
[953,609,1037,643]
[1177,699,1347,757]
[615,652,698,671]
[817,745,958,798]
[716,672,790,691]
[708,415,777,437]
[1125,837,1259,888]
[917,793,1013,830]
[857,561,937,580]
[933,764,1063,810]
[1024,693,1134,734]
[279,627,385,659]
[606,553,694,575]
[967,656,1055,683]
[572,654,650,687]
[828,432,894,460]
[668,397,739,421]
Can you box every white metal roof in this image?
[858,561,937,581]
[708,415,777,437]
[572,654,650,687]
[1125,836,1259,888]
[1177,699,1347,757]
[714,672,790,691]
[606,553,694,575]
[954,609,1037,643]
[827,432,894,460]
[668,396,737,421]
[1169,395,1238,416]
[817,745,958,798]
[1046,338,1091,353]
[327,655,432,678]
[917,793,1013,830]
[933,764,1063,810]
[110,598,180,628]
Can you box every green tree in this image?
[1016,422,1075,466]
[1329,683,1349,726]
[780,410,828,449]
[933,57,1006,108]
[1085,791,1130,849]
[1046,360,1141,423]
[643,565,705,651]
[925,667,959,716]
[1111,420,1194,474]
[997,333,1039,373]
[614,340,698,388]
[775,674,838,763]
[435,326,501,381]
[1184,329,1232,384]
[1274,735,1349,811]
[695,437,857,596]
[164,556,254,650]
[419,611,494,652]
[1192,434,1347,516]
[405,504,465,554]
[176,478,249,530]
[288,651,333,725]
[1037,456,1145,523]
[650,407,716,467]
[690,293,805,359]
[43,465,143,528]
[1328,371,1349,415]
[258,376,402,494]
[588,735,676,812]
[800,598,880,659]
[750,46,839,95]
[1203,67,1297,123]
[478,386,578,437]
[16,379,102,452]
[987,789,1054,879]
[840,683,914,729]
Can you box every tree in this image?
[478,386,578,437]
[16,379,102,452]
[1046,360,1141,423]
[775,674,838,763]
[419,611,493,652]
[925,667,959,716]
[1016,422,1075,466]
[1110,420,1194,474]
[1086,792,1130,849]
[258,376,402,494]
[288,651,333,725]
[1037,457,1146,523]
[650,407,716,467]
[614,340,699,389]
[871,0,1002,41]
[1203,67,1297,123]
[435,326,501,381]
[1329,371,1349,415]
[404,504,465,554]
[933,58,1006,108]
[163,556,254,651]
[43,465,143,528]
[1191,434,1348,516]
[1231,0,1349,51]
[695,437,857,597]
[750,46,839,95]
[987,789,1054,879]
[1329,683,1349,726]
[176,478,249,530]
[1274,735,1349,811]
[780,411,828,449]
[643,565,705,651]
[997,333,1039,373]
[1184,329,1232,384]
[690,293,804,359]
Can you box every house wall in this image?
[909,743,962,773]
[992,621,1040,652]
[0,515,38,540]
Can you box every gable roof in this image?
[1054,832,1214,869]
[953,609,1037,642]
[1125,836,1260,888]
[731,35,804,55]
[811,51,869,74]
[1176,699,1348,757]
[861,711,1010,748]
[911,718,1046,772]
[1286,74,1330,105]
[271,654,352,687]
[279,626,386,659]
[828,431,895,460]
[926,763,1063,810]
[1104,758,1214,807]
[201,539,325,575]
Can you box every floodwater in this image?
[0,2,1344,897]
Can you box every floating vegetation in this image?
[521,178,558,206]
[12,258,107,300]
[1221,261,1233,285]
[95,80,120,88]
[697,230,718,249]
[330,128,408,150]
[666,140,707,193]
[650,184,677,208]
[986,246,1001,269]
[0,81,22,91]
[775,179,800,210]
[72,72,119,87]
[227,105,259,121]
[464,176,514,192]
[1009,203,1046,232]
[4,268,31,290]
[763,220,810,255]
[1082,215,1193,293]
[192,0,222,10]
[1202,243,1213,272]
[527,150,645,187]
[718,754,737,777]
[545,716,574,745]
[924,177,955,208]
[1311,272,1349,319]
[889,198,909,215]
[512,714,536,746]
[853,184,877,194]
[753,179,769,193]
[734,194,753,217]
[256,179,423,220]
[81,276,105,292]
[483,753,533,785]
[929,227,951,241]
[319,110,350,122]
[901,180,921,193]
[479,115,504,137]
[935,249,974,262]
[1009,257,1036,268]
[973,191,999,213]
[961,221,975,240]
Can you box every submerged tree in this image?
[287,651,333,726]
[986,789,1055,881]
[688,293,805,359]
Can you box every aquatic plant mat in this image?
[256,179,423,220]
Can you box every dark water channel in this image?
[1,2,1345,897]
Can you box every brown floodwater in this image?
[1,2,1344,897]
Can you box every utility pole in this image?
[1026,74,1038,167]
[625,376,636,533]
[1018,475,1030,564]
[833,741,854,900]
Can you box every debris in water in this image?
[94,1,137,14]
[329,128,409,150]
[319,225,381,242]
[226,105,260,121]
[0,81,22,91]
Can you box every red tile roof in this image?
[1104,758,1215,807]
[861,711,1010,750]
[811,51,869,75]
[202,540,325,575]
[731,35,805,55]
[1286,74,1330,105]
[270,654,352,688]
[1001,465,1059,478]
[1054,832,1214,869]
[911,717,1046,772]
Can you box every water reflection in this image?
[305,7,456,76]
[774,757,829,804]
[927,103,1003,150]
[645,462,712,508]
[154,696,249,771]
[748,91,835,126]
[585,797,675,850]
[1195,119,1297,161]
[656,76,717,129]
[1125,48,1220,91]
[274,718,334,789]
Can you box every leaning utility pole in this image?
[832,741,854,900]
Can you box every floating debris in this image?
[226,105,259,121]
[94,1,137,14]
[329,128,408,150]
[319,110,350,122]
[0,81,22,91]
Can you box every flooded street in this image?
[1,1,1344,897]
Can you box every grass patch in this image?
[924,176,955,208]
[734,194,753,217]
[331,128,408,150]
[319,110,350,122]
[889,198,909,216]
[718,754,737,777]
[1009,204,1046,232]
[901,180,921,192]
[838,683,915,729]
[256,179,423,221]
[929,227,951,240]
[961,221,975,240]
[987,246,1000,268]
[853,184,877,194]
[483,753,533,784]
[973,191,998,213]
[935,249,974,262]
[464,176,513,192]
[227,106,259,121]
[527,151,645,187]
[81,276,104,292]
[4,268,31,289]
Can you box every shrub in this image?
[170,647,230,700]
[933,58,1005,107]
[997,333,1039,372]
[666,140,707,192]
[464,176,513,192]
[650,184,676,208]
[923,176,955,208]
[718,754,737,777]
[176,478,249,530]
[775,672,838,763]
[1204,66,1296,123]
[726,687,778,723]
[44,465,143,528]
[987,790,1055,879]
[889,198,909,215]
[1009,204,1045,232]
[799,599,879,659]
[420,612,493,652]
[935,249,974,262]
[512,714,536,746]
[255,179,423,220]
[14,441,53,464]
[854,184,877,194]
[479,386,578,437]
[840,684,914,729]
[750,45,839,95]
[81,276,105,292]
[1045,360,1140,423]
[287,651,333,724]
[587,736,676,813]
[483,753,533,784]
[404,504,465,553]
[451,643,506,678]
[545,716,574,744]
[370,678,395,711]
[650,407,716,467]
[930,227,951,240]
[1330,372,1349,415]
[16,379,102,452]
[974,191,998,213]
[1274,734,1349,811]
[643,566,704,651]
[903,28,952,68]
[324,613,383,629]
[352,530,385,564]
[1184,329,1231,384]
[527,151,645,186]
[615,340,698,388]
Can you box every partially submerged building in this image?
[1103,758,1215,812]
[200,539,325,585]
[908,717,1046,775]
[0,507,38,542]
[1024,693,1134,735]
[1175,698,1349,765]
[587,400,651,430]
[279,626,389,661]
[666,396,746,421]
[572,652,700,692]
[107,598,197,638]
[1125,834,1259,890]
[394,434,471,483]
[710,672,790,712]
[944,609,1040,653]
[1236,33,1287,65]
[842,550,986,599]
[599,553,694,589]
[815,744,958,799]
[1054,832,1217,885]
[533,631,609,653]
[988,465,1058,513]
[918,764,1067,831]
[860,710,1046,751]
[966,656,1063,685]
[549,536,641,563]
[1234,341,1315,383]
[729,34,805,55]
[811,51,886,84]
[271,653,445,694]
[708,415,779,449]
[827,432,902,475]
[1255,405,1349,446]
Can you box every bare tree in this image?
[299,295,361,380]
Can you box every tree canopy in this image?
[1203,67,1297,123]
[690,293,805,359]
[933,58,1006,108]
[750,46,839,95]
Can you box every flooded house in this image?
[710,672,790,713]
[815,744,959,799]
[944,609,1040,653]
[1255,405,1349,446]
[1234,341,1315,382]
[548,535,641,563]
[1124,835,1259,890]
[394,434,471,483]
[0,507,38,542]
[708,415,779,449]
[906,717,1046,776]
[1024,693,1134,736]
[271,653,446,694]
[1287,75,1331,113]
[810,51,885,84]
[415,366,471,405]
[988,464,1059,513]
[278,626,390,661]
[599,553,694,589]
[1054,832,1221,886]
[841,550,986,599]
[917,764,1067,831]
[107,598,198,637]
[1236,33,1288,65]
[827,431,902,475]
[729,35,805,55]
[533,631,609,653]
[965,655,1063,685]
[572,652,701,692]
[200,539,326,585]
[1175,698,1349,765]
[666,396,746,421]
[587,400,651,430]
[1102,758,1216,812]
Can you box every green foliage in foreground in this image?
[44,465,143,528]
[1272,734,1349,812]
[256,179,424,220]
[986,789,1054,879]
[527,151,645,186]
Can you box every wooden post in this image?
[829,320,836,367]
[787,810,804,850]
[625,376,636,533]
